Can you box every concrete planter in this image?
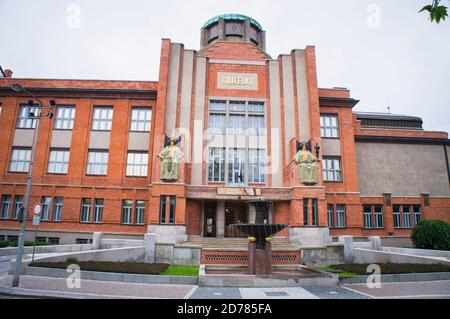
[24,266,198,285]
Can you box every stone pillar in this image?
[200,28,208,48]
[216,200,225,237]
[369,236,382,251]
[92,232,103,250]
[338,235,354,264]
[243,20,251,42]
[260,31,266,51]
[144,233,156,263]
[218,18,225,40]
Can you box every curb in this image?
[338,272,450,284]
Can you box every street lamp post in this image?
[10,84,55,288]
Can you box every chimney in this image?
[4,69,13,78]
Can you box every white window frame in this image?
[13,195,23,220]
[336,204,346,228]
[17,104,39,129]
[320,114,339,138]
[48,149,70,174]
[121,200,133,224]
[327,204,334,228]
[54,106,75,130]
[92,106,113,131]
[208,147,225,182]
[80,198,91,223]
[93,199,103,224]
[393,205,402,228]
[363,206,373,229]
[413,206,422,225]
[130,108,151,132]
[86,150,109,176]
[1,195,11,219]
[9,148,31,173]
[135,200,145,225]
[248,149,266,183]
[41,196,52,221]
[53,197,63,221]
[126,152,148,177]
[374,206,384,229]
[322,157,343,182]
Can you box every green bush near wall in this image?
[0,240,9,248]
[411,220,450,251]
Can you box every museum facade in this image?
[0,14,449,246]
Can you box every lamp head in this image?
[11,83,24,92]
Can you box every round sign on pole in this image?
[33,203,42,216]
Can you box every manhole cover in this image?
[265,291,289,297]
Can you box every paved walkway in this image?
[1,274,449,299]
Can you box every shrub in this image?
[66,257,78,264]
[0,240,9,248]
[411,220,450,251]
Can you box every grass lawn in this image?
[160,265,199,277]
[29,261,199,276]
[320,263,450,276]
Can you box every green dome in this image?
[202,14,262,31]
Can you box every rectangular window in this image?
[320,114,339,138]
[36,237,47,244]
[248,115,266,136]
[9,148,31,172]
[403,206,412,228]
[92,106,113,131]
[413,206,422,225]
[80,198,91,223]
[311,199,318,227]
[248,101,265,113]
[169,196,176,224]
[327,204,334,228]
[336,204,346,228]
[54,106,75,130]
[248,149,266,183]
[393,205,402,228]
[126,152,148,177]
[76,239,89,244]
[48,237,60,245]
[121,200,133,224]
[41,196,52,220]
[228,148,245,185]
[8,236,18,245]
[48,149,70,174]
[303,200,309,226]
[209,100,226,112]
[363,205,373,229]
[13,195,23,220]
[135,200,145,225]
[159,196,167,224]
[1,195,12,219]
[17,104,39,129]
[322,157,342,182]
[130,108,151,132]
[208,148,225,182]
[374,206,384,229]
[208,113,226,134]
[53,197,63,221]
[86,150,108,175]
[93,199,103,224]
[227,114,246,135]
[229,101,246,112]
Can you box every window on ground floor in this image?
[413,206,422,225]
[1,195,11,219]
[13,195,23,220]
[336,204,346,228]
[303,198,318,227]
[121,200,133,224]
[159,195,176,225]
[393,205,420,229]
[363,205,384,229]
[93,199,104,224]
[48,237,60,245]
[80,198,91,223]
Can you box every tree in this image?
[419,0,448,23]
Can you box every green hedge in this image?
[411,220,450,251]
[0,240,9,248]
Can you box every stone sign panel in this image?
[217,72,258,90]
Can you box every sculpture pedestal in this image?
[248,240,272,275]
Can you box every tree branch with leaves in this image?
[419,0,448,23]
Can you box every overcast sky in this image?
[1,0,449,133]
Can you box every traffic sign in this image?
[33,203,42,216]
[32,215,41,226]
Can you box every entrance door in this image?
[203,202,216,237]
[225,203,248,237]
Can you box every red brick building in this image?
[0,14,449,246]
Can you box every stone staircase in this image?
[182,236,300,251]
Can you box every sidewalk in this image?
[0,275,196,299]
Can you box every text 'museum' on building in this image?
[0,14,449,247]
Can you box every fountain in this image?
[230,223,287,275]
